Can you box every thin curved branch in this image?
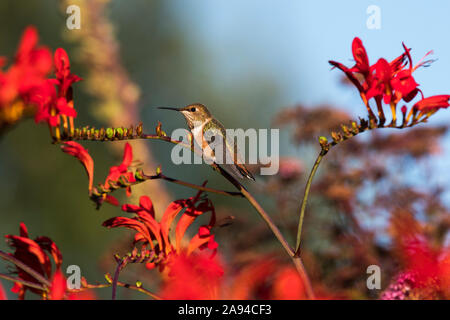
[0,250,51,288]
[0,273,48,292]
[151,173,243,197]
[295,149,326,255]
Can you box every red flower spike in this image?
[61,142,94,193]
[0,26,52,109]
[5,223,63,299]
[329,37,445,119]
[103,192,219,271]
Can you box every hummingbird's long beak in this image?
[158,107,182,111]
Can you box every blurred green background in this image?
[1,0,450,299]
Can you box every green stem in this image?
[295,150,326,255]
[213,164,315,298]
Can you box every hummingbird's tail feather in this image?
[221,162,255,181]
[237,164,256,181]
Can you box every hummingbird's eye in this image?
[190,107,196,112]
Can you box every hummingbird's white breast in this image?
[191,119,216,162]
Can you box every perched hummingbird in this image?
[159,103,255,181]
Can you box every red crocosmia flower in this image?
[413,95,450,112]
[53,48,82,98]
[390,69,419,103]
[329,37,436,116]
[0,281,6,300]
[5,223,62,300]
[32,48,80,128]
[160,252,223,300]
[0,26,52,109]
[104,142,136,196]
[61,141,94,192]
[102,190,218,272]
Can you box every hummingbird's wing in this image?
[204,119,255,181]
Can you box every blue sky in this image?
[174,0,450,111]
[171,0,450,204]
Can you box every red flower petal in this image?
[15,26,38,63]
[54,48,70,80]
[104,195,119,206]
[34,236,63,269]
[102,217,155,249]
[19,222,29,238]
[139,196,155,217]
[0,282,6,300]
[61,142,94,192]
[160,200,189,253]
[413,95,450,112]
[329,60,364,93]
[350,37,370,74]
[49,270,66,300]
[118,142,133,171]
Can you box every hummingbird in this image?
[158,103,255,181]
